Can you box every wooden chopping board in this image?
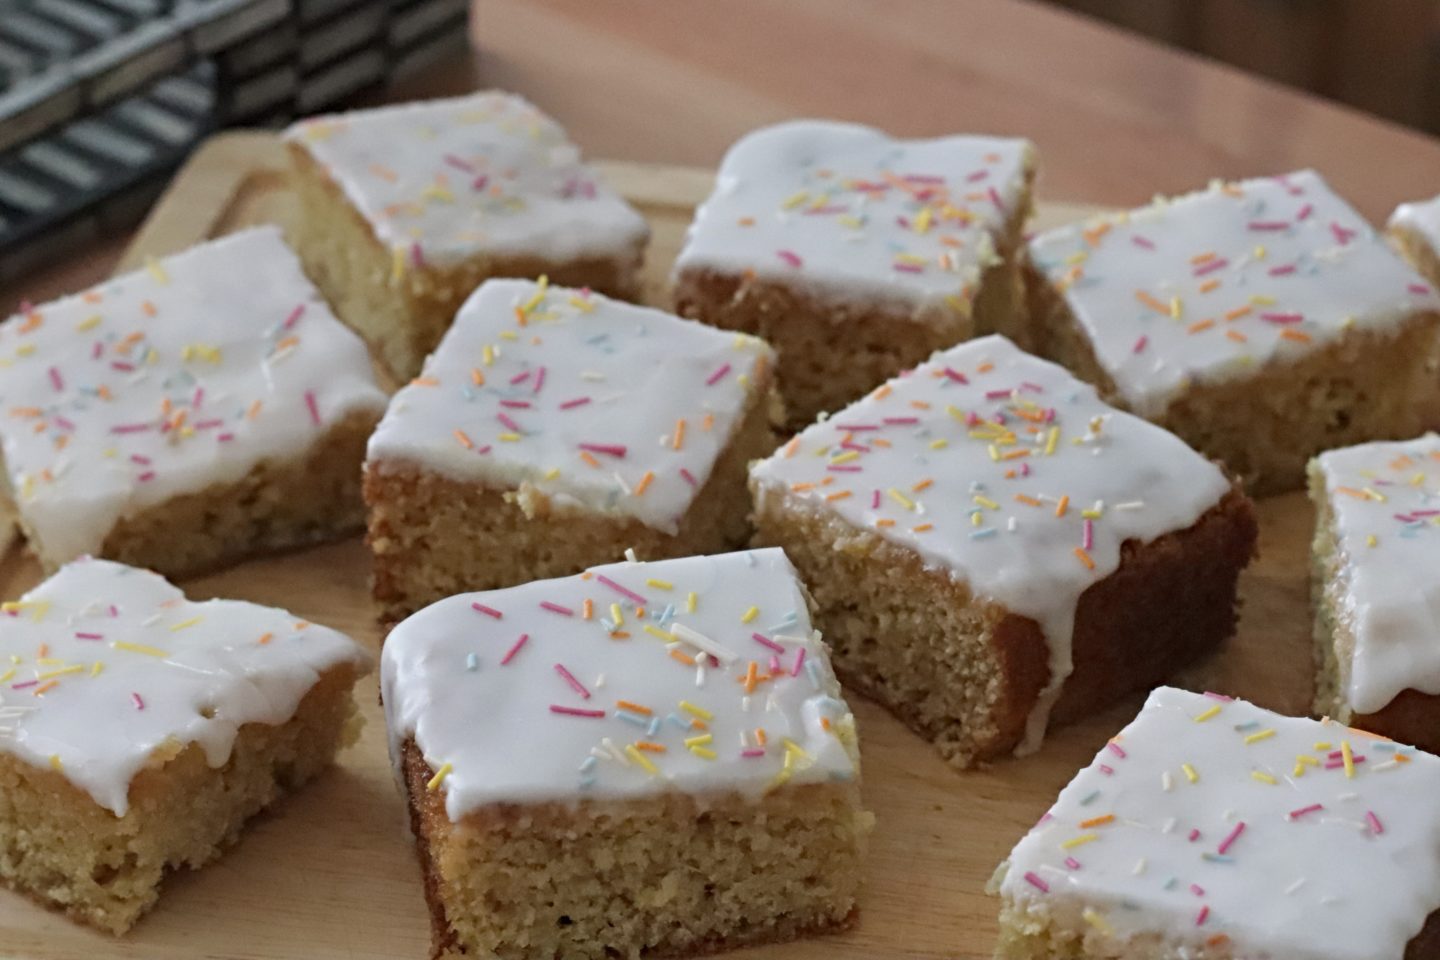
[0,132,1316,960]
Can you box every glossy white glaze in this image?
[0,557,370,816]
[1000,686,1440,960]
[750,335,1229,752]
[381,549,859,820]
[1316,434,1440,715]
[285,91,649,267]
[0,227,387,566]
[674,120,1034,319]
[1030,171,1440,417]
[366,278,773,534]
[1390,194,1440,252]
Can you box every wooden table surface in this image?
[6,0,1440,312]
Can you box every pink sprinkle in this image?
[137,471,156,483]
[559,397,592,410]
[791,647,807,677]
[540,601,574,616]
[966,169,990,183]
[111,360,135,372]
[304,390,321,425]
[92,341,103,359]
[1268,263,1297,277]
[706,362,732,386]
[1023,871,1050,893]
[827,465,862,473]
[893,263,922,274]
[510,370,532,386]
[1410,283,1433,295]
[472,174,489,191]
[1106,741,1127,759]
[74,632,103,640]
[550,705,605,718]
[578,442,626,458]
[1133,335,1148,354]
[776,249,803,268]
[752,632,785,653]
[840,441,869,452]
[768,653,781,674]
[499,400,532,409]
[48,366,63,391]
[1192,257,1230,277]
[1260,312,1304,324]
[1195,905,1210,927]
[1064,857,1081,870]
[193,418,223,431]
[883,416,919,426]
[1288,804,1324,820]
[497,412,523,432]
[11,680,37,690]
[1131,234,1156,250]
[1202,691,1234,701]
[284,304,305,330]
[1330,221,1356,244]
[1188,828,1201,842]
[985,388,1014,401]
[1248,220,1289,231]
[52,415,75,432]
[500,633,529,665]
[834,422,879,431]
[411,242,426,267]
[554,663,590,699]
[679,467,697,487]
[1190,883,1205,897]
[1296,202,1314,221]
[1082,519,1094,551]
[942,367,969,384]
[594,574,647,605]
[987,186,1005,211]
[217,432,235,442]
[471,602,502,618]
[1098,762,1116,776]
[1366,811,1384,835]
[1325,755,1366,770]
[131,692,144,710]
[1217,821,1246,855]
[741,748,767,758]
[871,490,882,509]
[444,153,475,173]
[1019,381,1045,394]
[192,386,205,409]
[533,366,547,394]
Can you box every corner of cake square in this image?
[672,120,1037,429]
[1389,194,1440,289]
[749,334,1257,768]
[0,226,388,578]
[992,686,1440,960]
[1026,169,1440,494]
[284,90,651,380]
[0,556,371,933]
[1309,433,1440,753]
[380,548,871,959]
[364,277,779,623]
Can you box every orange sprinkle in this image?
[670,649,696,666]
[702,412,715,432]
[1334,486,1370,499]
[672,418,686,451]
[755,728,768,746]
[1199,279,1221,293]
[872,383,894,399]
[634,741,666,753]
[34,680,58,695]
[1134,290,1170,315]
[875,518,896,527]
[913,523,934,533]
[873,437,892,448]
[471,368,485,386]
[273,335,299,352]
[634,471,655,496]
[912,478,934,492]
[1080,814,1115,829]
[610,631,630,639]
[782,436,800,458]
[825,490,852,502]
[513,307,527,326]
[1225,330,1248,343]
[1014,494,1043,507]
[141,300,157,317]
[1074,547,1096,570]
[83,291,102,304]
[582,599,593,620]
[247,400,263,419]
[258,632,274,645]
[580,451,601,469]
[1055,495,1070,518]
[1187,319,1215,334]
[1000,448,1030,461]
[37,644,48,658]
[1224,305,1252,322]
[821,716,833,731]
[617,700,652,716]
[744,661,759,695]
[453,429,473,449]
[977,362,994,373]
[369,163,399,182]
[1280,329,1312,343]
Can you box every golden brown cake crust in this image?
[399,740,861,960]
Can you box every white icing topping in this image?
[0,557,370,816]
[1316,434,1440,714]
[0,227,387,565]
[380,549,859,820]
[1030,170,1440,417]
[673,120,1034,318]
[284,91,649,266]
[1000,686,1440,960]
[366,278,773,534]
[749,335,1229,751]
[1391,194,1440,250]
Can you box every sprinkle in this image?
[554,663,590,699]
[1023,871,1050,893]
[1074,547,1096,571]
[741,606,759,624]
[540,601,574,616]
[776,250,803,268]
[304,390,321,426]
[1366,810,1385,835]
[472,603,502,618]
[624,744,659,775]
[1288,804,1324,820]
[131,692,145,710]
[633,471,655,495]
[1194,705,1221,722]
[500,634,529,665]
[1342,740,1355,778]
[595,574,647,605]
[1181,763,1199,783]
[112,641,168,658]
[1244,728,1276,745]
[1217,822,1246,855]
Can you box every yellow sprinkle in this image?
[610,603,624,626]
[1251,771,1278,785]
[1062,833,1099,849]
[0,669,12,683]
[90,661,102,676]
[1244,729,1276,745]
[112,641,168,658]
[782,190,809,209]
[498,432,520,442]
[929,439,949,450]
[1367,534,1378,548]
[520,275,549,313]
[740,606,759,624]
[482,344,495,366]
[1193,705,1221,722]
[1342,740,1355,779]
[680,700,713,721]
[642,625,672,642]
[684,734,714,747]
[886,488,916,511]
[646,579,673,590]
[973,495,999,510]
[169,616,203,631]
[624,744,658,775]
[1044,427,1060,456]
[689,746,718,760]
[1181,763,1199,783]
[829,450,860,465]
[542,467,560,481]
[49,755,62,771]
[1082,908,1114,937]
[37,665,84,680]
[1315,741,1332,751]
[426,762,453,791]
[145,256,169,285]
[76,314,102,331]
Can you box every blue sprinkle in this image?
[616,711,649,729]
[970,528,998,540]
[1163,877,1178,890]
[1079,789,1101,806]
[1233,720,1261,732]
[647,716,660,736]
[579,756,598,773]
[1201,853,1234,864]
[804,659,824,689]
[465,652,478,672]
[666,712,688,730]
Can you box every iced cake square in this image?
[364,277,778,622]
[1311,434,1440,753]
[0,557,370,933]
[673,121,1036,428]
[1390,194,1440,288]
[750,335,1257,768]
[380,548,870,960]
[993,686,1440,960]
[286,91,651,380]
[0,226,387,577]
[1027,170,1440,493]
